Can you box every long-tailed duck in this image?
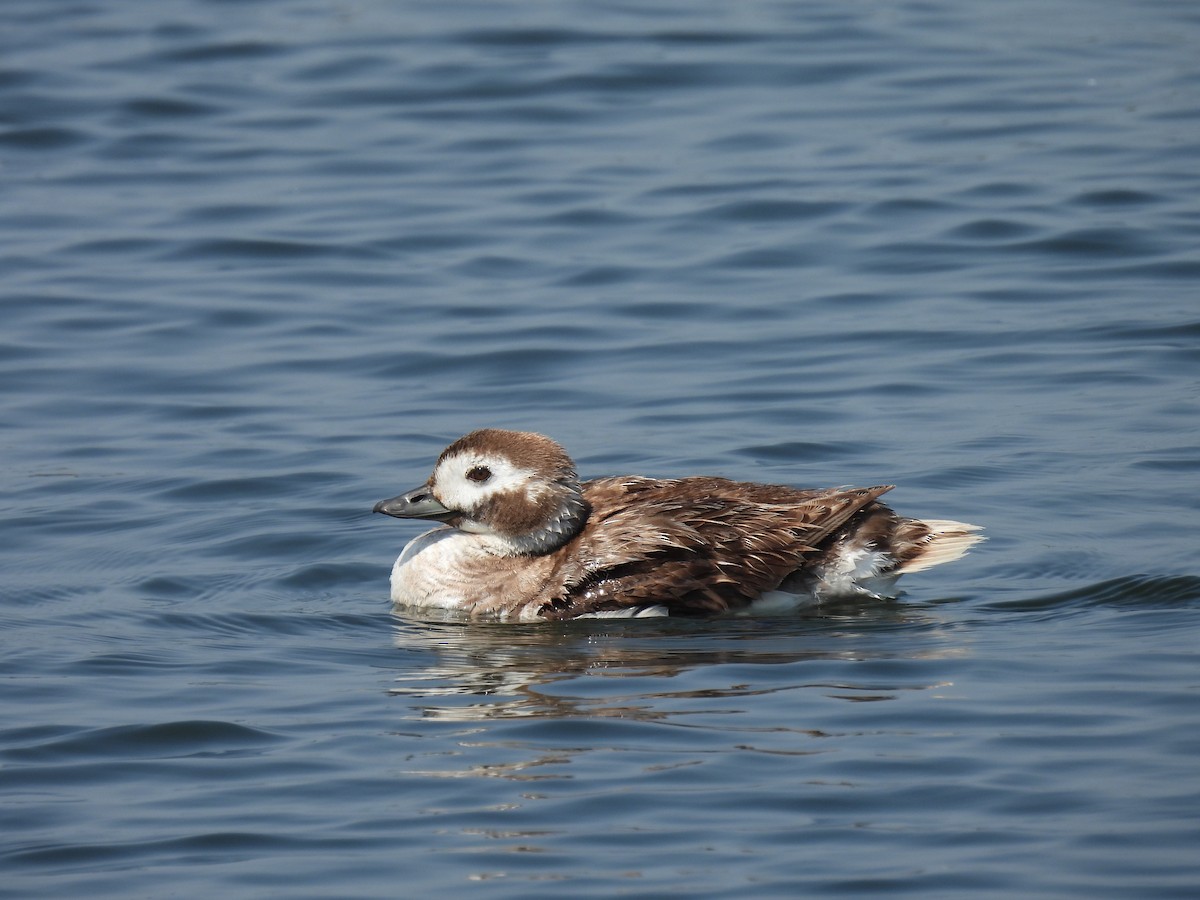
[374,429,982,622]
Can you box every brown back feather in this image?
[538,477,893,619]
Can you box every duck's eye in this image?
[465,465,492,483]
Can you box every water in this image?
[2,0,1198,896]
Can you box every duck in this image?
[373,429,982,622]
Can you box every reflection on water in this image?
[388,602,970,723]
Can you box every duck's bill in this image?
[373,484,455,521]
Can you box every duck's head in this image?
[373,429,590,556]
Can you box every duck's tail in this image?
[893,519,985,573]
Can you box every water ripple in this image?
[1,721,284,763]
[984,575,1200,615]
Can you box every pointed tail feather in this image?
[894,519,984,574]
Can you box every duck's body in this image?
[374,429,982,622]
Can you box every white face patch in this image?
[431,450,538,527]
[424,440,588,555]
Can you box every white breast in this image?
[390,528,484,611]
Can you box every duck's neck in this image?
[492,491,590,556]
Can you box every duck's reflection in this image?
[388,600,967,722]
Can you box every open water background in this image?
[2,1,1198,896]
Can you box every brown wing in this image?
[539,477,893,619]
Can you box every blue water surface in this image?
[2,0,1198,897]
